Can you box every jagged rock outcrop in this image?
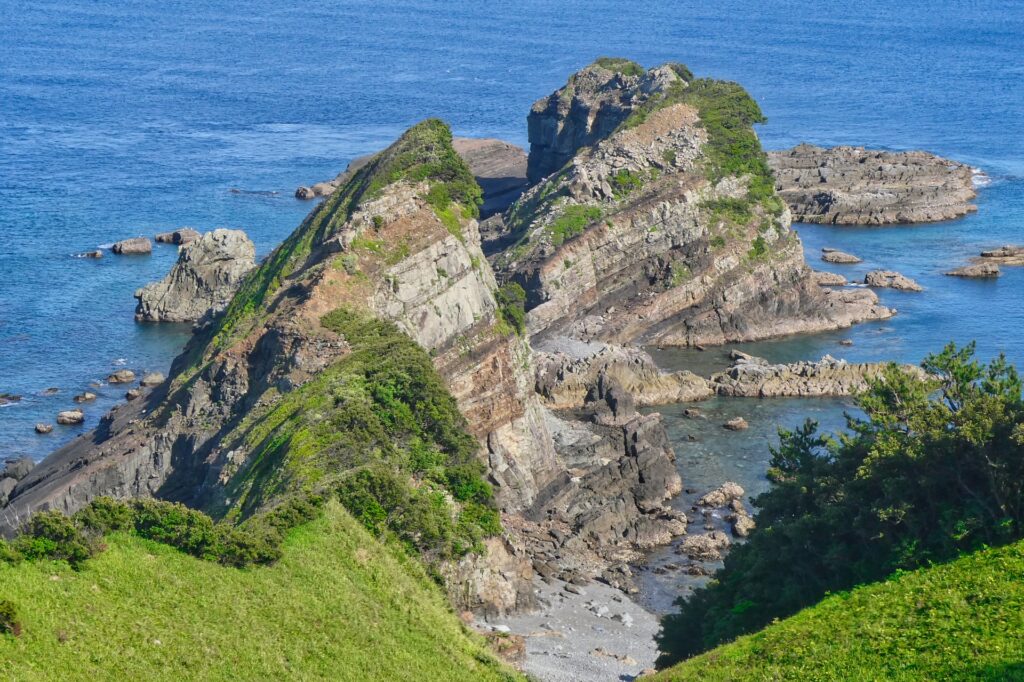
[297,138,528,220]
[709,352,924,397]
[534,342,711,409]
[134,229,256,323]
[864,270,923,291]
[494,61,893,348]
[768,144,978,225]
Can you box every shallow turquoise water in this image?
[2,1,1022,465]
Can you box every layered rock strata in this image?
[768,144,978,225]
[134,229,256,323]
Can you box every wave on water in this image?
[97,242,114,249]
[972,168,992,188]
[228,188,281,196]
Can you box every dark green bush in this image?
[658,343,1024,665]
[495,282,527,336]
[593,57,645,77]
[12,510,98,568]
[0,600,20,637]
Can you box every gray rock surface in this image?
[0,478,16,506]
[134,229,256,323]
[3,457,35,481]
[155,228,201,245]
[107,369,135,384]
[710,352,924,397]
[822,249,862,264]
[140,372,165,387]
[812,270,848,286]
[864,270,923,291]
[946,262,1001,278]
[112,237,152,255]
[34,423,53,434]
[73,391,97,403]
[768,144,978,225]
[56,409,84,425]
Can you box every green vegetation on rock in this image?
[592,56,645,77]
[0,501,521,681]
[547,204,603,246]
[655,538,1024,681]
[494,282,527,336]
[659,343,1024,665]
[222,307,499,562]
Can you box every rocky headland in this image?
[768,143,978,225]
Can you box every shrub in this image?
[547,205,602,246]
[0,600,20,637]
[658,343,1024,665]
[12,510,98,568]
[747,235,768,260]
[592,57,645,77]
[495,282,527,336]
[611,169,643,198]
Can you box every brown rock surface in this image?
[864,270,923,291]
[111,237,152,255]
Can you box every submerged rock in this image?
[864,270,923,291]
[107,369,135,384]
[0,393,21,406]
[73,391,97,403]
[723,417,749,431]
[134,229,256,323]
[112,237,152,255]
[768,144,978,225]
[34,423,53,434]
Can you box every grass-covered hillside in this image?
[654,538,1024,681]
[0,500,521,681]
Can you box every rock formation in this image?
[297,138,528,220]
[768,144,978,224]
[134,229,256,323]
[979,245,1024,264]
[864,270,923,291]
[709,352,923,398]
[56,409,84,425]
[493,61,892,348]
[821,248,862,264]
[812,271,847,286]
[155,228,201,245]
[112,237,152,255]
[946,262,1000,278]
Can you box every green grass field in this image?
[655,540,1024,681]
[0,501,521,681]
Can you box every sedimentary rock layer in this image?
[768,144,977,225]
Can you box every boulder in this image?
[125,388,142,400]
[34,423,53,434]
[677,531,731,561]
[134,229,256,323]
[0,393,20,406]
[78,250,103,258]
[698,482,745,508]
[723,417,749,431]
[111,237,152,255]
[729,513,756,538]
[768,144,978,225]
[140,372,165,387]
[155,228,201,245]
[864,270,923,292]
[73,391,97,403]
[107,369,135,384]
[56,409,84,425]
[812,270,848,286]
[946,262,1000,279]
[821,249,862,264]
[2,456,35,481]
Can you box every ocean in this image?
[2,0,1022,481]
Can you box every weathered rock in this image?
[56,409,84,425]
[864,270,923,292]
[78,250,103,258]
[2,457,35,481]
[768,144,978,225]
[125,388,142,400]
[41,387,59,396]
[979,245,1024,262]
[140,372,165,387]
[946,262,1001,279]
[135,229,256,323]
[111,237,152,255]
[496,62,893,349]
[710,352,924,398]
[0,393,20,406]
[73,391,97,403]
[0,478,16,506]
[682,408,703,419]
[812,270,848,286]
[34,423,53,434]
[677,531,731,561]
[729,513,756,538]
[723,417,749,431]
[822,249,862,264]
[534,343,711,409]
[107,369,135,384]
[155,228,201,245]
[697,482,744,508]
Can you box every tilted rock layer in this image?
[134,229,256,323]
[768,144,977,225]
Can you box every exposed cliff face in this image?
[134,229,256,323]
[496,62,893,349]
[767,144,978,225]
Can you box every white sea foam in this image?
[972,168,991,187]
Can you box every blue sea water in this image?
[1,1,1022,469]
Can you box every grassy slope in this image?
[0,501,520,682]
[655,540,1024,682]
